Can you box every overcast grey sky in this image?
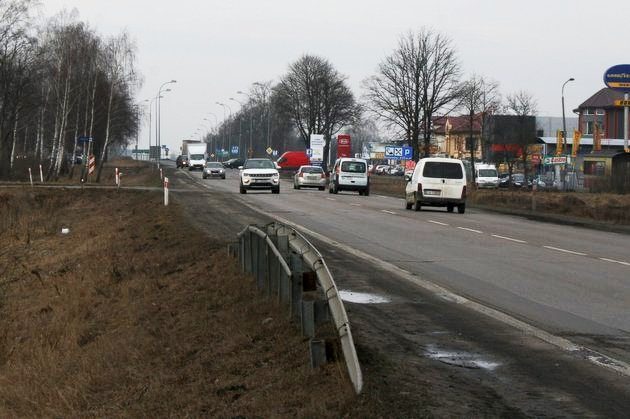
[43,0,629,150]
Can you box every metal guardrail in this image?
[236,221,363,394]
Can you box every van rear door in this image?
[422,161,464,199]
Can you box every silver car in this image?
[293,165,326,190]
[202,161,226,179]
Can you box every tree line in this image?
[208,28,538,173]
[0,1,139,181]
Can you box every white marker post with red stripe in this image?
[39,164,43,183]
[115,167,119,186]
[164,177,169,206]
[28,168,33,187]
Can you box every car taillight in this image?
[461,185,467,199]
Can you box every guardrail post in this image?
[301,300,315,338]
[309,339,327,368]
[252,233,259,284]
[258,235,267,291]
[314,300,330,325]
[246,230,253,274]
[289,252,303,318]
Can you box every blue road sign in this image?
[603,64,630,91]
[306,148,313,157]
[78,136,92,142]
[231,146,239,155]
[385,146,413,160]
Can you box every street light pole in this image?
[230,97,244,159]
[237,90,254,158]
[561,77,574,155]
[157,79,176,166]
[217,102,232,159]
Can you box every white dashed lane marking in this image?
[491,234,527,244]
[457,227,483,234]
[543,246,588,256]
[326,198,336,201]
[381,210,397,215]
[350,203,361,207]
[599,257,630,267]
[427,220,449,226]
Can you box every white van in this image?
[404,157,467,213]
[475,163,499,189]
[329,157,369,195]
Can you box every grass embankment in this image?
[0,187,352,417]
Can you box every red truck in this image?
[276,151,310,170]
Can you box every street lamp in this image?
[216,102,232,159]
[561,77,574,155]
[253,82,272,148]
[157,79,177,165]
[230,97,244,159]
[237,90,254,158]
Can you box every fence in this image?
[234,221,363,394]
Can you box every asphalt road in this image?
[165,161,630,416]
[173,164,630,365]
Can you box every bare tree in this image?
[275,54,359,168]
[505,91,538,182]
[363,29,461,160]
[459,75,500,183]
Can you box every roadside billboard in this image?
[310,134,325,162]
[337,134,352,158]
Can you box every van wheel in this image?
[364,188,370,196]
[447,204,454,212]
[329,185,334,194]
[333,183,339,194]
[358,190,364,196]
[240,185,246,194]
[405,201,413,210]
[457,203,466,214]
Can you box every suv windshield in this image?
[423,162,463,179]
[244,159,275,169]
[340,161,366,173]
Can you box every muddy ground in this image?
[1,160,628,417]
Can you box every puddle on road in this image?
[425,344,501,370]
[339,290,390,304]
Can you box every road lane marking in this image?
[350,203,361,207]
[376,195,388,198]
[326,198,336,201]
[457,227,483,234]
[599,257,630,266]
[381,210,397,215]
[543,246,588,256]
[427,220,449,226]
[491,234,527,244]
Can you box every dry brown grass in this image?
[0,188,353,417]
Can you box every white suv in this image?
[329,157,369,195]
[239,158,280,194]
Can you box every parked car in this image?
[388,166,405,176]
[404,157,467,213]
[329,157,370,195]
[293,165,326,190]
[223,158,244,169]
[202,161,226,179]
[176,155,189,168]
[375,165,390,175]
[239,158,280,194]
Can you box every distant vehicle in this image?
[181,139,201,158]
[375,165,390,175]
[293,165,326,190]
[175,155,189,168]
[239,158,280,194]
[186,143,207,170]
[404,157,467,213]
[388,166,405,176]
[277,151,310,170]
[202,161,225,179]
[329,157,369,195]
[223,158,244,169]
[474,163,499,189]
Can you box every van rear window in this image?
[341,161,366,173]
[423,162,463,179]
